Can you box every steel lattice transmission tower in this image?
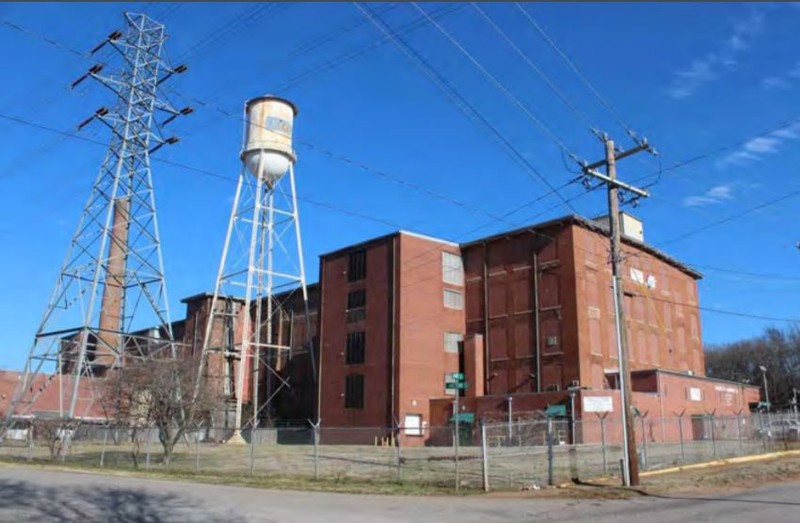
[5,12,189,423]
[197,96,315,443]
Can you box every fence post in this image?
[395,427,402,482]
[481,422,489,492]
[194,430,200,473]
[100,425,109,467]
[707,411,717,459]
[546,417,554,487]
[145,426,152,470]
[314,422,320,481]
[249,422,258,476]
[735,412,744,455]
[676,411,686,463]
[638,411,649,470]
[598,413,608,475]
[26,425,33,463]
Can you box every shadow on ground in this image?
[0,479,249,523]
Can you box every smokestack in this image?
[97,196,130,369]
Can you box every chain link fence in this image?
[1,412,797,491]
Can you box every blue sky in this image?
[1,2,799,369]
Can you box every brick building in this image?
[5,213,759,444]
[311,214,759,445]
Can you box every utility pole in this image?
[582,133,654,487]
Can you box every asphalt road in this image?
[0,466,798,522]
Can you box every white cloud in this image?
[744,136,780,154]
[667,9,765,99]
[718,121,800,167]
[763,76,791,89]
[683,184,737,207]
[683,196,720,207]
[707,185,734,199]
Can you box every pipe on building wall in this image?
[657,370,666,441]
[482,241,490,395]
[533,250,542,393]
[315,265,326,424]
[390,236,398,432]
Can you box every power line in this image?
[514,2,636,138]
[412,2,582,164]
[1,18,89,58]
[5,110,794,327]
[633,117,800,185]
[285,3,399,59]
[471,3,596,130]
[660,186,800,246]
[640,293,798,324]
[268,3,466,94]
[355,2,580,214]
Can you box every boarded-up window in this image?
[589,317,602,355]
[608,323,618,359]
[647,332,658,366]
[466,283,484,322]
[637,329,647,363]
[586,269,600,308]
[488,273,507,317]
[514,315,533,357]
[689,315,700,340]
[539,273,560,308]
[676,326,686,353]
[488,320,507,360]
[512,270,532,312]
[663,302,672,330]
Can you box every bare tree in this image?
[31,419,77,460]
[103,356,221,465]
[706,326,800,407]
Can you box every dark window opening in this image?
[346,331,365,365]
[345,374,364,409]
[348,250,367,282]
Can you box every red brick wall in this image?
[396,234,462,445]
[318,237,393,430]
[462,223,580,395]
[571,225,705,391]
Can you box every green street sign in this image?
[448,372,465,381]
[446,382,467,390]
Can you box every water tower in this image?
[198,95,315,443]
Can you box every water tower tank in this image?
[241,95,297,185]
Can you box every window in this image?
[345,374,364,409]
[443,289,464,310]
[444,332,463,354]
[442,252,464,286]
[346,331,365,365]
[348,249,367,282]
[545,384,561,392]
[346,289,366,323]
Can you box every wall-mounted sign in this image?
[583,396,614,413]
